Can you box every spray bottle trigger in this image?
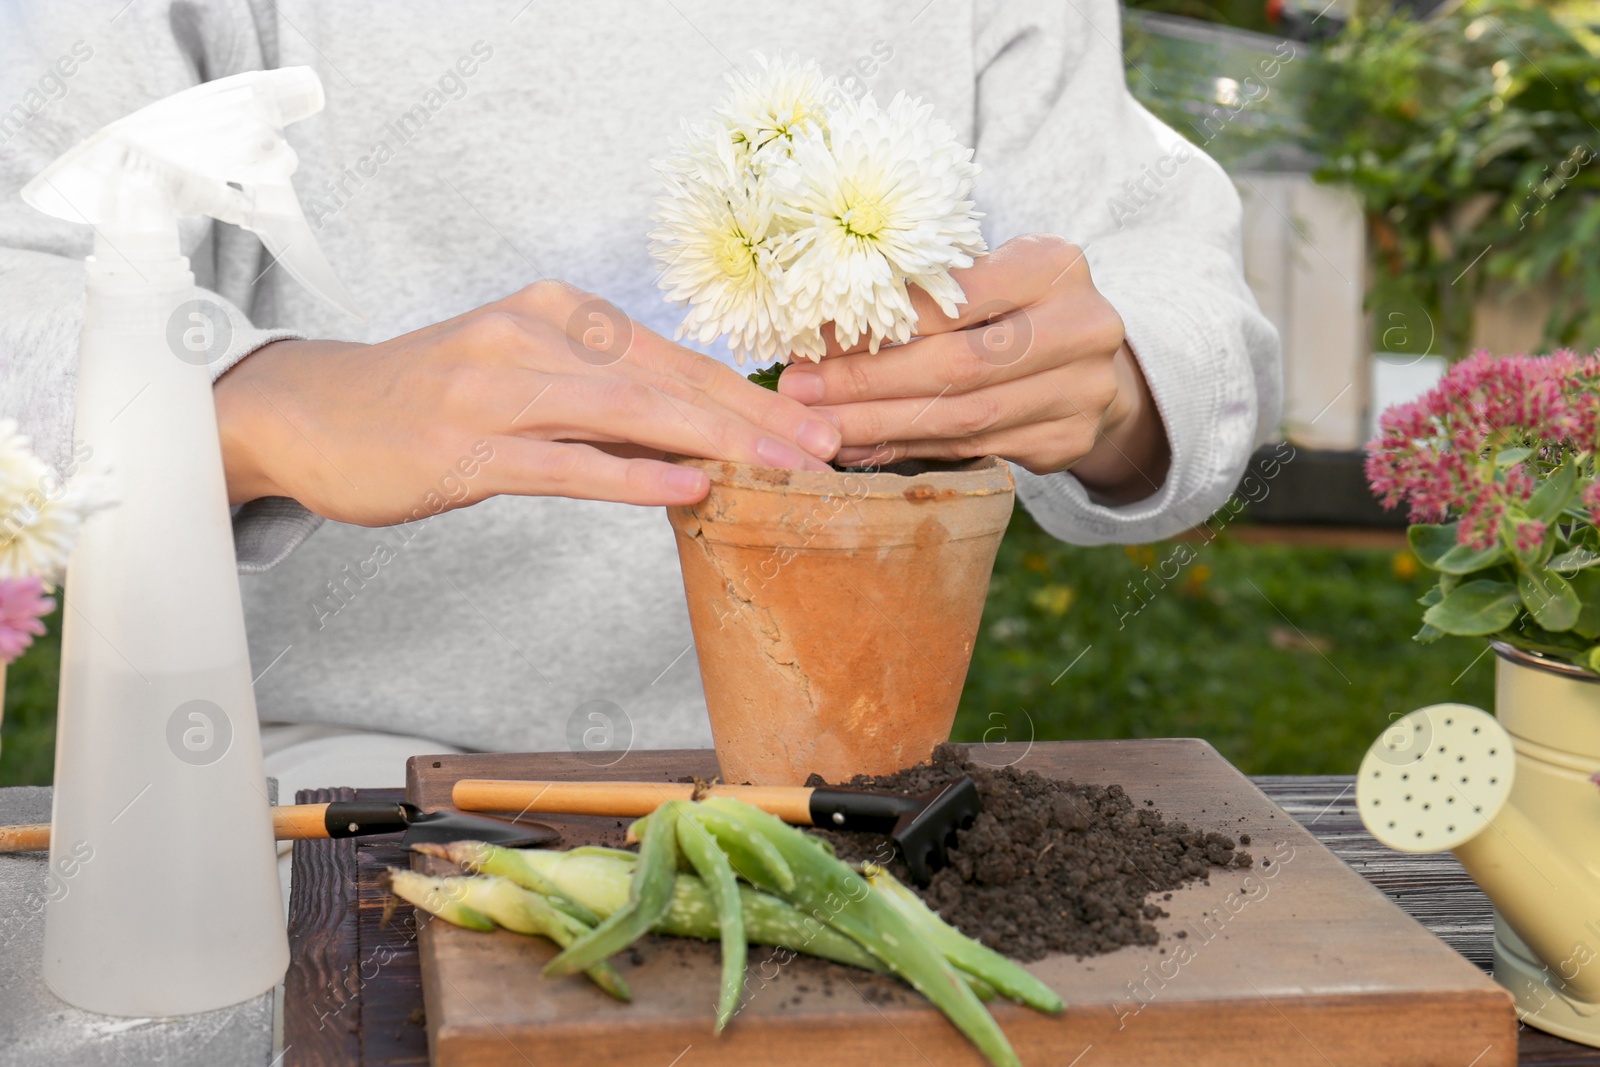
[249,180,365,322]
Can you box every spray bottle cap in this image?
[21,66,362,319]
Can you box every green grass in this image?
[951,510,1496,776]
[2,604,61,787]
[0,514,1495,786]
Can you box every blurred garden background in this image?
[4,0,1599,785]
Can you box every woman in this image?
[0,0,1280,799]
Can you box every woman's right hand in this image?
[214,281,841,526]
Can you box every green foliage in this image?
[1402,444,1600,670]
[746,363,783,391]
[1123,0,1280,35]
[1303,1,1600,356]
[954,510,1495,776]
[0,605,59,787]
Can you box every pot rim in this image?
[668,453,1016,500]
[1490,640,1600,685]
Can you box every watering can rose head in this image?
[1367,350,1600,672]
[648,54,986,373]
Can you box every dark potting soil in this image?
[804,744,1252,962]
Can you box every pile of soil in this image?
[805,744,1251,962]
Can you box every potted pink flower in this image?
[1367,351,1600,665]
[1366,351,1600,1047]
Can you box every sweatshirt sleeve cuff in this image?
[204,293,325,572]
[1013,282,1255,545]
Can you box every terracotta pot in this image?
[667,455,1015,785]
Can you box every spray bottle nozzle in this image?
[22,66,363,321]
[259,66,325,127]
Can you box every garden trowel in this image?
[0,800,559,853]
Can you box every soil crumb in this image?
[806,744,1251,961]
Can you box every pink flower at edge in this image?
[0,577,54,664]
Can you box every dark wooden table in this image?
[282,776,1600,1067]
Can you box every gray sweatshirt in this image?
[0,0,1280,753]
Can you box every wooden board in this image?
[405,741,1518,1067]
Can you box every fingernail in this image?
[796,418,841,458]
[778,369,825,404]
[756,436,817,470]
[665,466,707,496]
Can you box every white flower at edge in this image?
[777,92,986,357]
[0,419,106,585]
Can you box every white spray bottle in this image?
[21,67,360,1016]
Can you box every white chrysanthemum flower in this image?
[716,54,836,168]
[777,92,986,357]
[650,57,984,368]
[0,419,106,584]
[650,132,797,365]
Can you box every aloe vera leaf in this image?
[419,840,603,926]
[677,809,747,1032]
[384,869,495,931]
[458,875,631,1001]
[514,847,888,972]
[863,865,1062,1014]
[544,801,682,977]
[682,801,795,893]
[696,798,1021,1067]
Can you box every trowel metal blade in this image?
[399,808,560,849]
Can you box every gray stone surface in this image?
[0,786,275,1066]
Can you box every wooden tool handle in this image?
[0,823,50,852]
[452,779,817,825]
[0,805,337,853]
[273,803,332,840]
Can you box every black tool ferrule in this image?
[807,789,921,833]
[323,801,415,838]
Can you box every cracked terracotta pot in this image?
[667,455,1015,785]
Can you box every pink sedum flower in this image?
[0,576,54,664]
[1367,350,1600,552]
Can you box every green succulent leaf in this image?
[1408,523,1506,575]
[1518,567,1580,632]
[1422,579,1522,636]
[1570,570,1600,640]
[1494,447,1533,467]
[1588,647,1600,675]
[1549,546,1600,574]
[1526,459,1578,522]
[1418,584,1444,607]
[1504,512,1549,569]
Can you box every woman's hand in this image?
[776,234,1170,504]
[215,280,842,526]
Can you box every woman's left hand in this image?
[776,234,1171,504]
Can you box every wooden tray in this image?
[406,740,1517,1066]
